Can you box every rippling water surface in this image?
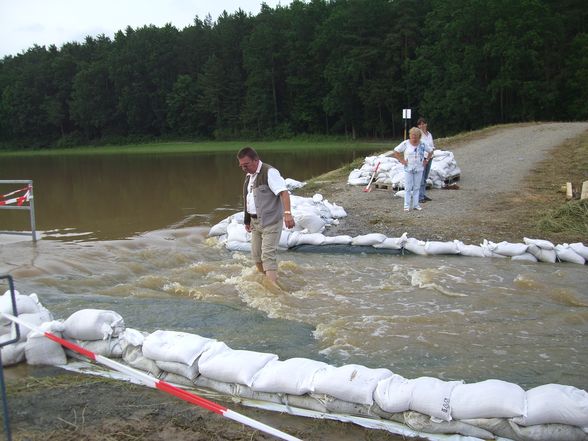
[1,151,587,391]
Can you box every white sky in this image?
[0,0,291,58]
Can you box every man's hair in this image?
[237,146,259,160]
[408,127,423,138]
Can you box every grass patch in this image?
[537,199,588,236]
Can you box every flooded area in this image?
[1,150,587,392]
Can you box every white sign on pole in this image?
[402,109,412,119]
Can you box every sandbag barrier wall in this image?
[1,294,587,441]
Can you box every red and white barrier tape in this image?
[0,186,30,206]
[3,313,301,441]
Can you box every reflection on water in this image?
[1,150,587,392]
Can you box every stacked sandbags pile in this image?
[347,151,461,189]
[1,302,588,441]
[208,193,347,252]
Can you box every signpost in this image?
[402,109,411,140]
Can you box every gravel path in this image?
[313,122,588,243]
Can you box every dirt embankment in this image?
[304,122,588,245]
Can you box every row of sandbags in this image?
[209,201,588,264]
[1,293,587,441]
[347,152,461,189]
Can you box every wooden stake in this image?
[581,181,588,200]
[566,182,573,200]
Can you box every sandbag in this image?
[11,309,53,341]
[425,241,460,255]
[374,235,407,250]
[208,218,229,237]
[68,337,123,358]
[142,330,214,366]
[296,213,326,234]
[1,341,26,366]
[226,221,249,243]
[511,253,538,262]
[198,341,278,387]
[489,241,529,257]
[409,376,463,421]
[527,244,557,263]
[122,344,161,377]
[374,374,412,413]
[455,241,486,257]
[226,240,251,252]
[569,242,588,259]
[404,238,427,255]
[524,237,555,250]
[312,364,393,405]
[450,379,527,419]
[25,323,67,366]
[156,360,199,381]
[403,411,494,438]
[513,384,588,427]
[295,233,326,246]
[251,357,329,395]
[322,235,353,245]
[0,291,41,325]
[351,233,387,246]
[555,244,586,264]
[61,309,125,341]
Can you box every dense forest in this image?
[0,0,586,149]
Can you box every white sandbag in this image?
[296,213,326,234]
[374,374,413,413]
[425,241,460,255]
[569,242,588,259]
[0,341,26,366]
[70,337,123,358]
[489,241,529,257]
[524,237,555,250]
[404,238,427,255]
[313,364,393,405]
[10,309,52,341]
[511,253,538,262]
[403,411,495,439]
[251,358,329,395]
[156,360,199,381]
[410,377,463,421]
[323,200,347,218]
[455,241,486,257]
[285,178,305,190]
[0,291,41,324]
[142,330,215,366]
[198,341,278,387]
[527,244,557,263]
[322,235,353,245]
[374,234,408,250]
[226,240,251,252]
[351,233,387,247]
[61,309,125,341]
[394,190,405,198]
[513,384,588,427]
[226,221,250,243]
[278,230,291,249]
[122,344,161,377]
[24,323,67,366]
[295,233,326,246]
[208,218,230,237]
[555,244,586,264]
[450,379,527,419]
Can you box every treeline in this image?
[0,0,586,149]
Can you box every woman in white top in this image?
[393,127,433,212]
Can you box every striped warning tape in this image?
[3,313,301,441]
[0,185,30,206]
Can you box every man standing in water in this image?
[238,147,295,284]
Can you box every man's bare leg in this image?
[255,262,265,274]
[265,270,278,283]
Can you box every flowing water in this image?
[1,150,587,392]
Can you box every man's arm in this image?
[279,191,295,229]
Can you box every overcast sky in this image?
[0,0,291,58]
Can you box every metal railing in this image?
[0,180,37,242]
